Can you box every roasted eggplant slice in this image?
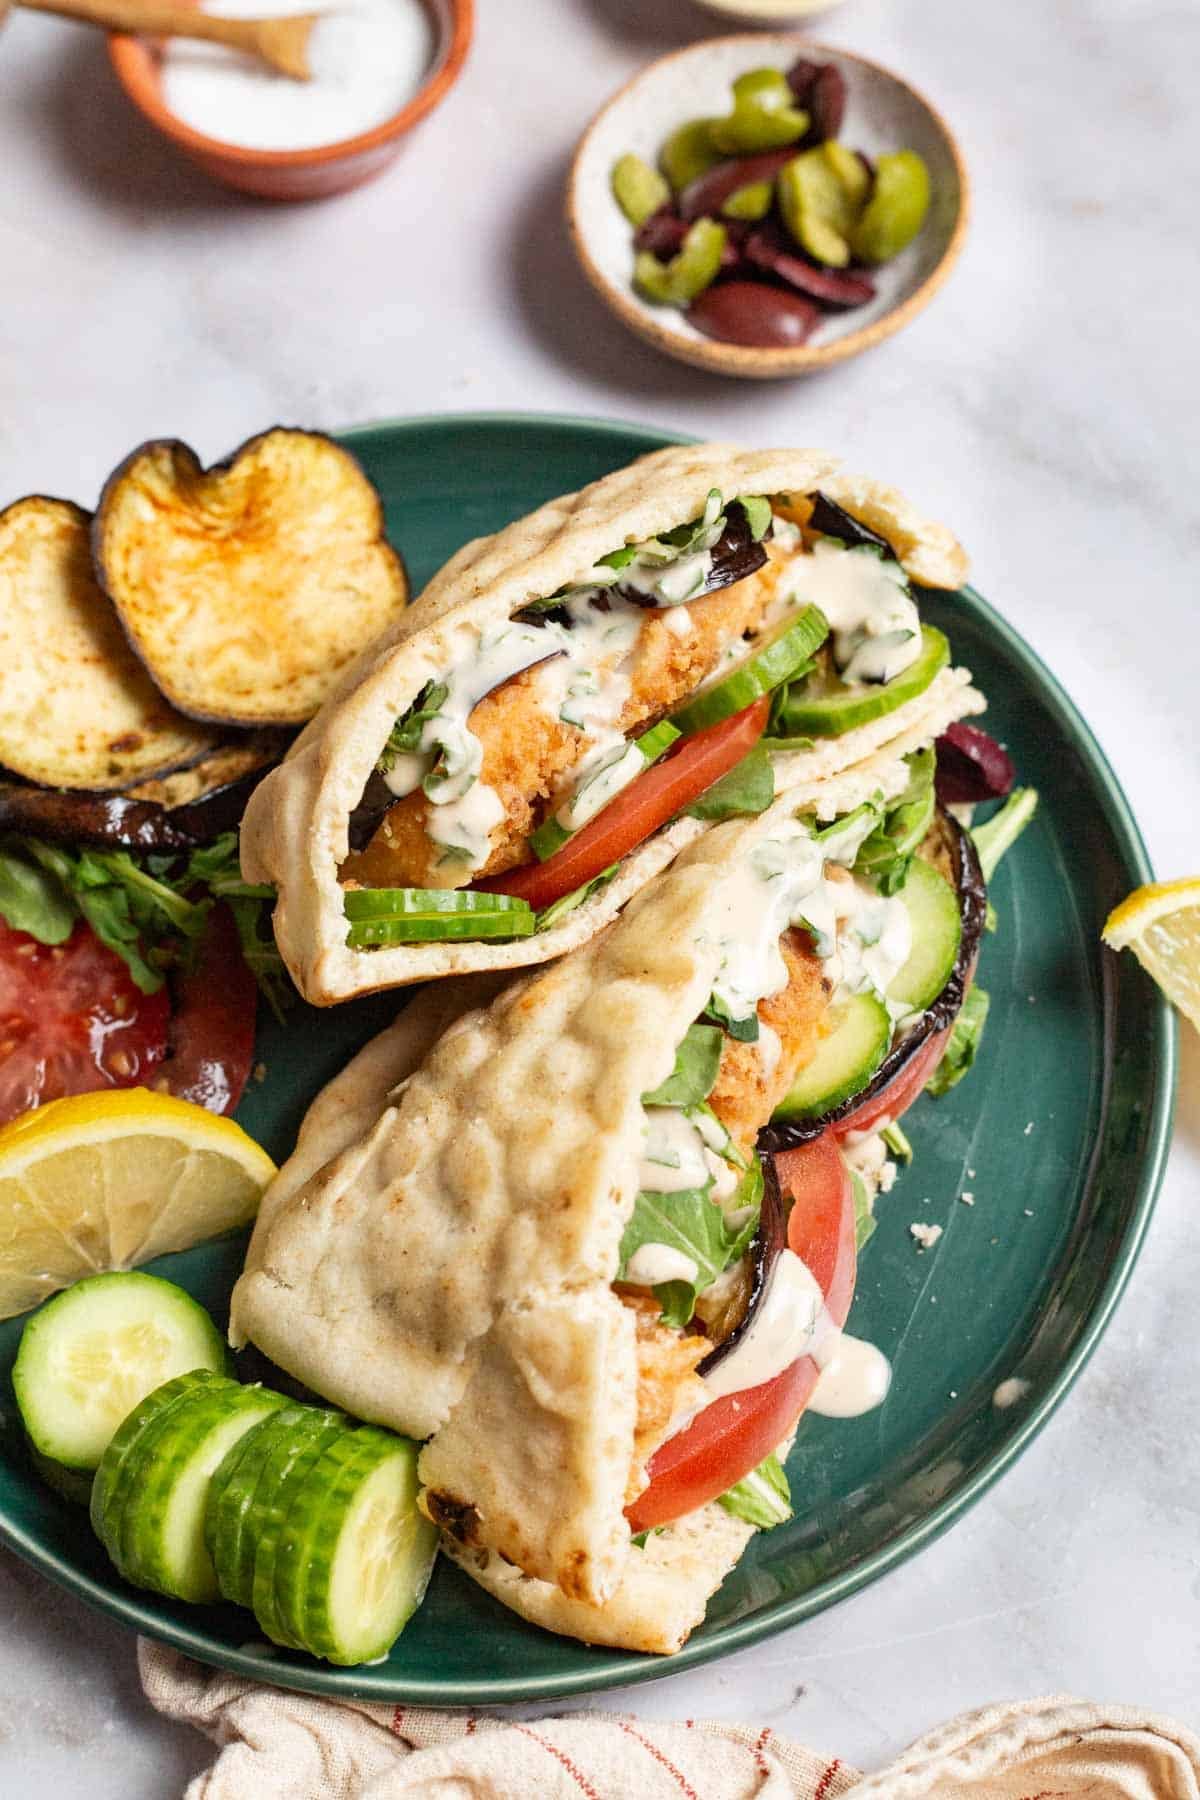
[696,1156,787,1377]
[758,808,987,1151]
[0,731,288,851]
[93,429,409,728]
[0,496,220,791]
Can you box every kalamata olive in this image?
[810,65,847,141]
[786,58,823,105]
[688,280,820,348]
[744,224,876,307]
[678,148,798,222]
[634,205,688,259]
[934,723,1016,805]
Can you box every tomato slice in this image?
[162,902,258,1115]
[627,1133,854,1531]
[833,1025,951,1141]
[0,920,170,1128]
[480,696,771,913]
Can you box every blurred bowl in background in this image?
[568,34,969,380]
[108,0,472,200]
[690,0,846,19]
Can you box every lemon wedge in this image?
[0,1090,276,1321]
[1102,878,1200,1034]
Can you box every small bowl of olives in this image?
[568,36,969,379]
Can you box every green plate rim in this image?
[0,412,1178,1704]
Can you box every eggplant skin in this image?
[92,428,409,728]
[615,506,768,608]
[757,809,988,1152]
[0,769,270,852]
[697,1156,786,1380]
[807,492,897,559]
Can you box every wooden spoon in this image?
[17,0,322,78]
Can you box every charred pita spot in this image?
[424,1490,483,1543]
[107,733,146,753]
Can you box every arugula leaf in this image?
[926,985,990,1097]
[534,863,619,933]
[684,745,775,822]
[850,1169,876,1251]
[855,748,936,890]
[702,992,759,1042]
[717,1452,792,1529]
[642,1024,724,1108]
[0,842,76,944]
[378,681,447,774]
[970,788,1038,884]
[619,1178,760,1329]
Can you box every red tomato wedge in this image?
[163,902,258,1115]
[832,1025,950,1141]
[0,920,170,1128]
[627,1133,855,1531]
[479,696,771,913]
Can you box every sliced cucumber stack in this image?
[670,604,828,736]
[268,1426,437,1666]
[344,886,535,947]
[97,1375,286,1602]
[13,1271,230,1473]
[770,625,949,740]
[888,857,962,1012]
[91,1369,228,1564]
[207,1403,342,1611]
[775,993,892,1119]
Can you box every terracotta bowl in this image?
[568,34,969,379]
[108,0,472,201]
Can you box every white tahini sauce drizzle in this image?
[625,1244,701,1287]
[809,1334,892,1417]
[699,822,911,1029]
[159,0,433,154]
[778,537,922,685]
[699,1248,890,1420]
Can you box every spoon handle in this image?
[18,0,291,59]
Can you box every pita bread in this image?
[232,725,981,1622]
[239,444,973,1004]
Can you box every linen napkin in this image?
[140,1642,1200,1800]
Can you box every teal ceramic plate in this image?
[0,414,1176,1703]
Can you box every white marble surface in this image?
[1,0,1198,1791]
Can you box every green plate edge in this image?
[0,411,1177,1705]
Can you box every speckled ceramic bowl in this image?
[108,0,472,201]
[568,35,969,379]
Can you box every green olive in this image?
[659,118,722,192]
[851,150,932,263]
[720,179,774,221]
[711,68,809,156]
[777,143,868,268]
[634,218,727,308]
[611,153,671,227]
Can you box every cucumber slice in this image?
[774,993,892,1119]
[271,1428,437,1666]
[249,1415,352,1649]
[771,625,949,739]
[670,604,829,736]
[29,1446,94,1506]
[117,1383,287,1602]
[209,1404,343,1610]
[888,856,962,1011]
[344,887,534,948]
[13,1271,230,1471]
[91,1368,226,1553]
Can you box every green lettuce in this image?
[926,985,990,1096]
[717,1452,792,1528]
[620,1161,762,1329]
[684,745,775,822]
[642,1024,724,1108]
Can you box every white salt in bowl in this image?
[568,35,969,379]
